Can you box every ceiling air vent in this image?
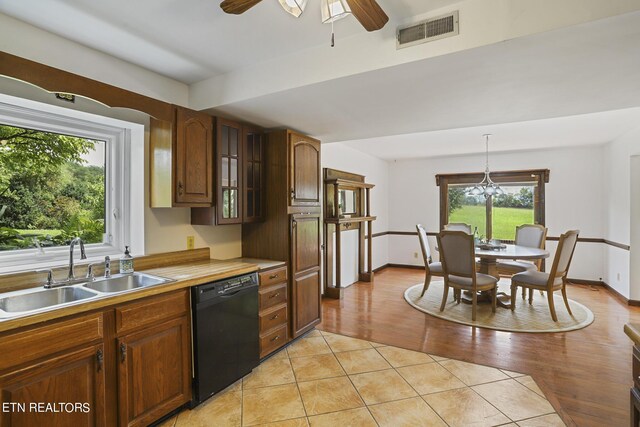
[397,11,459,49]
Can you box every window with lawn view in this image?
[438,170,548,241]
[0,124,106,252]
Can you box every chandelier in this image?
[469,134,504,198]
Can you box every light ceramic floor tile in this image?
[256,418,310,427]
[297,376,364,415]
[375,345,435,367]
[287,337,332,358]
[242,384,306,426]
[243,357,296,389]
[305,330,323,338]
[473,379,555,421]
[515,376,545,398]
[334,348,391,374]
[350,368,417,405]
[370,341,387,348]
[423,387,511,427]
[516,413,566,426]
[396,362,466,395]
[323,333,373,353]
[430,355,449,362]
[271,348,290,360]
[176,382,242,427]
[307,407,377,427]
[501,369,526,378]
[157,415,177,427]
[368,397,447,427]
[440,359,510,386]
[290,353,346,382]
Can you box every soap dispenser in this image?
[119,246,134,274]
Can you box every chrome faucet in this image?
[68,237,87,281]
[104,256,111,278]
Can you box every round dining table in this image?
[468,244,550,308]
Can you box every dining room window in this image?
[436,169,548,241]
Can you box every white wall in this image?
[603,126,640,299]
[387,145,606,281]
[0,13,188,106]
[322,143,390,286]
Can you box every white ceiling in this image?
[341,108,640,160]
[0,0,460,83]
[210,11,640,144]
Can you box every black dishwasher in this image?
[191,272,259,406]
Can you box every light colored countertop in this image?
[0,256,284,333]
[625,323,640,345]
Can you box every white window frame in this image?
[0,95,143,273]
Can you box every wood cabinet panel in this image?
[259,304,288,333]
[0,344,106,427]
[0,312,103,371]
[174,107,213,206]
[117,316,191,427]
[258,266,288,288]
[292,271,321,337]
[289,133,321,207]
[259,283,288,311]
[115,290,188,336]
[291,214,321,275]
[260,324,288,359]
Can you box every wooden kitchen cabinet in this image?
[289,132,321,208]
[243,129,322,340]
[243,125,264,223]
[150,106,214,208]
[258,265,289,358]
[216,118,243,224]
[0,313,107,426]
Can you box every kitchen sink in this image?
[82,272,174,293]
[0,287,98,313]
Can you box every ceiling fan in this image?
[219,0,389,32]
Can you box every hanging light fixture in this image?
[278,0,308,17]
[321,0,351,47]
[469,134,504,198]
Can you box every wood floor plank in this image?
[319,267,640,427]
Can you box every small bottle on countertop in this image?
[119,246,134,274]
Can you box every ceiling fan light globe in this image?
[470,186,482,196]
[485,185,496,196]
[321,0,351,23]
[279,0,308,17]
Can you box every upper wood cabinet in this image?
[174,107,214,206]
[289,132,321,208]
[243,126,264,223]
[150,106,214,208]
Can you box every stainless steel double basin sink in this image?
[0,272,174,319]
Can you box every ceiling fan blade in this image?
[346,0,389,32]
[220,0,263,14]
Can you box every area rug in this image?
[404,280,594,333]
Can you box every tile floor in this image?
[159,330,564,427]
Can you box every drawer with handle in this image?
[259,283,287,310]
[634,345,640,390]
[260,324,288,358]
[259,266,288,287]
[260,304,288,333]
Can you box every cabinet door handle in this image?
[96,349,104,372]
[177,181,184,195]
[270,314,279,320]
[290,188,295,199]
[292,219,297,229]
[269,292,280,299]
[269,273,279,280]
[270,335,280,342]
[120,342,127,363]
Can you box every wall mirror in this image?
[338,189,357,217]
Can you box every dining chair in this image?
[444,223,472,234]
[437,230,498,321]
[416,224,444,297]
[497,224,548,302]
[510,230,579,321]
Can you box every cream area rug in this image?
[404,280,594,333]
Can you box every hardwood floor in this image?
[319,267,640,427]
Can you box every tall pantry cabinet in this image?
[242,130,322,339]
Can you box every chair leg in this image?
[561,286,573,316]
[491,287,497,313]
[420,273,432,297]
[522,287,526,300]
[510,283,517,311]
[456,289,461,304]
[547,289,558,322]
[440,284,449,312]
[528,288,533,305]
[472,292,477,321]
